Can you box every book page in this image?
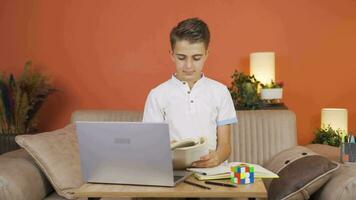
[187,164,228,175]
[187,162,278,178]
[172,137,209,169]
[170,138,199,150]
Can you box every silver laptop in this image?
[76,121,191,187]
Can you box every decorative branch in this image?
[0,61,55,134]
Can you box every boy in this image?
[143,18,237,168]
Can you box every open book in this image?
[171,137,209,170]
[187,162,279,180]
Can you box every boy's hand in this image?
[191,150,221,168]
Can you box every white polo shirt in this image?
[143,75,237,151]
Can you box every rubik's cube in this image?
[230,164,254,184]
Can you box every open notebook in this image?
[187,162,279,180]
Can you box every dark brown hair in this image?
[170,18,210,50]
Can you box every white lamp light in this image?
[250,52,275,85]
[321,108,348,134]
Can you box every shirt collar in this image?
[170,74,206,89]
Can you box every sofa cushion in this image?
[15,124,83,199]
[311,163,356,200]
[264,146,340,200]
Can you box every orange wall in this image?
[1,0,356,145]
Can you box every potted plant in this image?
[0,61,55,154]
[312,125,342,147]
[229,70,263,110]
[260,80,283,101]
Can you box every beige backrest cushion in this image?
[15,124,83,199]
[71,109,297,166]
[230,110,297,165]
[264,146,340,200]
[71,110,143,123]
[305,143,340,162]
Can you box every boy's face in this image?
[170,40,208,83]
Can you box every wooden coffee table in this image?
[74,176,267,199]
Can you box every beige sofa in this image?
[0,110,351,199]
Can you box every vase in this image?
[260,88,283,100]
[0,134,22,154]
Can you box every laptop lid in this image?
[76,121,188,187]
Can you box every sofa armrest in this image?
[0,149,53,200]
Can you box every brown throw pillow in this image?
[264,146,340,200]
[15,124,83,199]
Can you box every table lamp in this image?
[321,108,348,138]
[250,52,275,85]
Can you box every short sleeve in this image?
[216,86,237,126]
[143,90,165,122]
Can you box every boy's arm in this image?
[216,124,232,162]
[192,124,231,167]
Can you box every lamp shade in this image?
[250,52,275,85]
[321,108,348,133]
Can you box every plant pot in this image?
[260,88,283,100]
[0,134,22,154]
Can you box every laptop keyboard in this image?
[174,175,184,182]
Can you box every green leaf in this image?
[312,125,342,147]
[229,70,262,110]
